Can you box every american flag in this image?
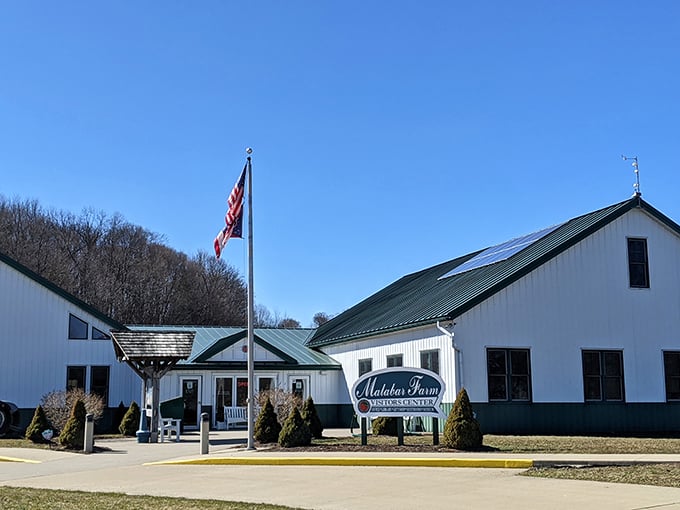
[214,164,246,258]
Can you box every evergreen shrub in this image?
[119,401,141,436]
[24,405,52,443]
[372,416,398,436]
[278,406,311,447]
[254,397,281,443]
[443,388,483,450]
[58,399,87,450]
[301,396,323,439]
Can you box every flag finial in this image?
[246,147,253,155]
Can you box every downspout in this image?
[436,320,462,392]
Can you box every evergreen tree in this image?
[58,399,87,449]
[278,406,311,447]
[254,398,281,443]
[301,396,323,439]
[24,405,52,443]
[443,388,483,450]
[372,416,398,436]
[119,401,141,436]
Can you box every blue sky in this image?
[1,2,679,326]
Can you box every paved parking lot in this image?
[3,430,680,509]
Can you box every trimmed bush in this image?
[255,388,302,425]
[301,396,323,439]
[372,416,398,436]
[119,401,141,437]
[58,399,87,450]
[254,397,281,443]
[24,405,52,443]
[278,406,311,448]
[443,388,483,450]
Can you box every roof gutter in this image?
[436,320,462,393]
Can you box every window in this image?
[420,350,439,374]
[90,366,110,406]
[236,377,248,406]
[664,352,680,401]
[358,358,372,376]
[386,354,403,368]
[215,377,233,422]
[92,327,111,340]
[582,350,624,401]
[67,366,86,391]
[68,314,88,339]
[627,238,650,288]
[487,349,531,401]
[258,377,274,392]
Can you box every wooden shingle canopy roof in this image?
[111,330,195,362]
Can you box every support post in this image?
[361,417,367,446]
[84,413,94,453]
[397,417,404,446]
[432,417,439,446]
[200,412,210,455]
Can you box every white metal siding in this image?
[457,208,680,403]
[0,261,139,408]
[322,325,457,403]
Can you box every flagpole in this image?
[246,148,255,450]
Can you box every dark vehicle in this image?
[0,400,21,437]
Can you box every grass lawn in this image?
[0,487,302,510]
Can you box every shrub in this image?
[255,388,302,425]
[58,399,87,450]
[301,397,323,439]
[254,398,281,444]
[119,401,141,436]
[372,416,398,436]
[443,388,483,450]
[24,405,52,443]
[40,389,104,433]
[278,406,311,448]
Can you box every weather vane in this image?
[622,155,640,196]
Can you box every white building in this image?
[308,195,680,434]
[0,251,139,431]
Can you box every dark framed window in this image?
[582,350,624,401]
[90,366,110,406]
[627,238,650,288]
[68,314,88,339]
[358,358,373,376]
[663,351,680,401]
[420,350,439,374]
[67,366,86,391]
[92,327,110,340]
[487,349,531,401]
[386,354,403,368]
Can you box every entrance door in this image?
[181,378,200,429]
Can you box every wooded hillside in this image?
[0,197,247,326]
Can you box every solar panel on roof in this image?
[439,223,563,279]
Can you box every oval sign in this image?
[351,367,446,419]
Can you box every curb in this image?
[0,456,41,464]
[146,457,533,469]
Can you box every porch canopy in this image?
[111,330,195,442]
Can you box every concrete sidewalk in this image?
[2,430,680,509]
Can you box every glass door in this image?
[181,377,201,429]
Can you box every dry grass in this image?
[524,463,680,488]
[0,487,301,510]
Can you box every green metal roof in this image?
[128,325,341,369]
[308,196,679,348]
[0,249,127,331]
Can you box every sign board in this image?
[351,367,447,419]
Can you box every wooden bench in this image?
[224,406,248,429]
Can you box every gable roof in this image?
[111,330,195,360]
[0,249,127,331]
[307,196,680,348]
[128,325,341,369]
